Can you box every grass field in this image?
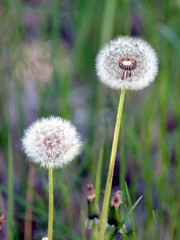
[0,0,180,239]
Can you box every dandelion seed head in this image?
[22,116,82,168]
[96,36,158,90]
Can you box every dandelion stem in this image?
[98,88,126,240]
[48,166,54,240]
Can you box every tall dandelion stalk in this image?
[99,88,125,239]
[96,36,158,240]
[22,117,82,239]
[48,165,53,240]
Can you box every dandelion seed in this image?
[96,36,158,90]
[22,116,82,168]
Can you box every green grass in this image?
[95,142,104,204]
[0,0,180,239]
[125,182,137,240]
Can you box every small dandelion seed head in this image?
[96,36,158,90]
[22,116,82,168]
[42,238,48,240]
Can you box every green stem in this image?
[48,166,54,240]
[98,88,126,240]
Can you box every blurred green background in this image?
[0,0,180,239]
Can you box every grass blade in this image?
[100,0,117,45]
[153,210,158,240]
[95,142,104,203]
[80,210,87,240]
[125,182,137,240]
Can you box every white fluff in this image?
[22,117,82,168]
[96,36,158,90]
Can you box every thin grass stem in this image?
[95,142,104,204]
[125,182,137,240]
[80,210,87,240]
[100,0,117,46]
[153,210,158,240]
[24,163,36,240]
[98,88,126,240]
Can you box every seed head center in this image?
[122,60,132,66]
[118,57,137,80]
[43,135,61,158]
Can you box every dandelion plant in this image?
[96,36,158,240]
[22,116,82,240]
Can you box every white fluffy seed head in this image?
[96,36,158,90]
[22,116,82,168]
